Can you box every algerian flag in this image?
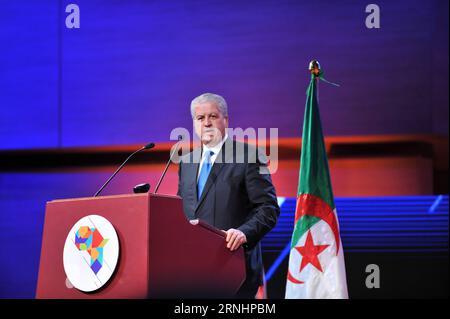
[285,73,348,299]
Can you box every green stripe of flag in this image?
[297,76,335,210]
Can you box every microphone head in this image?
[144,142,155,150]
[177,135,183,141]
[133,183,150,193]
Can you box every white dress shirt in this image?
[197,134,228,181]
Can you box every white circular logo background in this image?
[63,215,119,292]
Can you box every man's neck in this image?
[202,134,228,151]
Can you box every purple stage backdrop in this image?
[0,0,448,150]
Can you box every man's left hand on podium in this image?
[224,228,247,251]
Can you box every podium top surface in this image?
[48,192,180,204]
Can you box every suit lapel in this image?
[184,147,201,205]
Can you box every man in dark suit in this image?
[177,93,280,298]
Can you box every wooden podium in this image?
[36,193,245,298]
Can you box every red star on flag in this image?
[295,230,329,273]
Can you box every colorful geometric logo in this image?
[63,215,119,292]
[74,226,109,275]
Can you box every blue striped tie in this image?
[197,150,214,200]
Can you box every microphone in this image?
[133,182,150,193]
[154,135,183,194]
[93,142,155,197]
[143,142,155,150]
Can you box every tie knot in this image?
[204,150,214,159]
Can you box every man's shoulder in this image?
[224,139,268,165]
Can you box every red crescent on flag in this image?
[295,194,341,255]
[287,270,304,284]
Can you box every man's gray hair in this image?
[190,93,228,119]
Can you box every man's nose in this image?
[204,117,212,126]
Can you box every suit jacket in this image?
[177,139,280,293]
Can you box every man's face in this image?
[193,102,228,146]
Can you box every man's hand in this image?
[225,228,247,251]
